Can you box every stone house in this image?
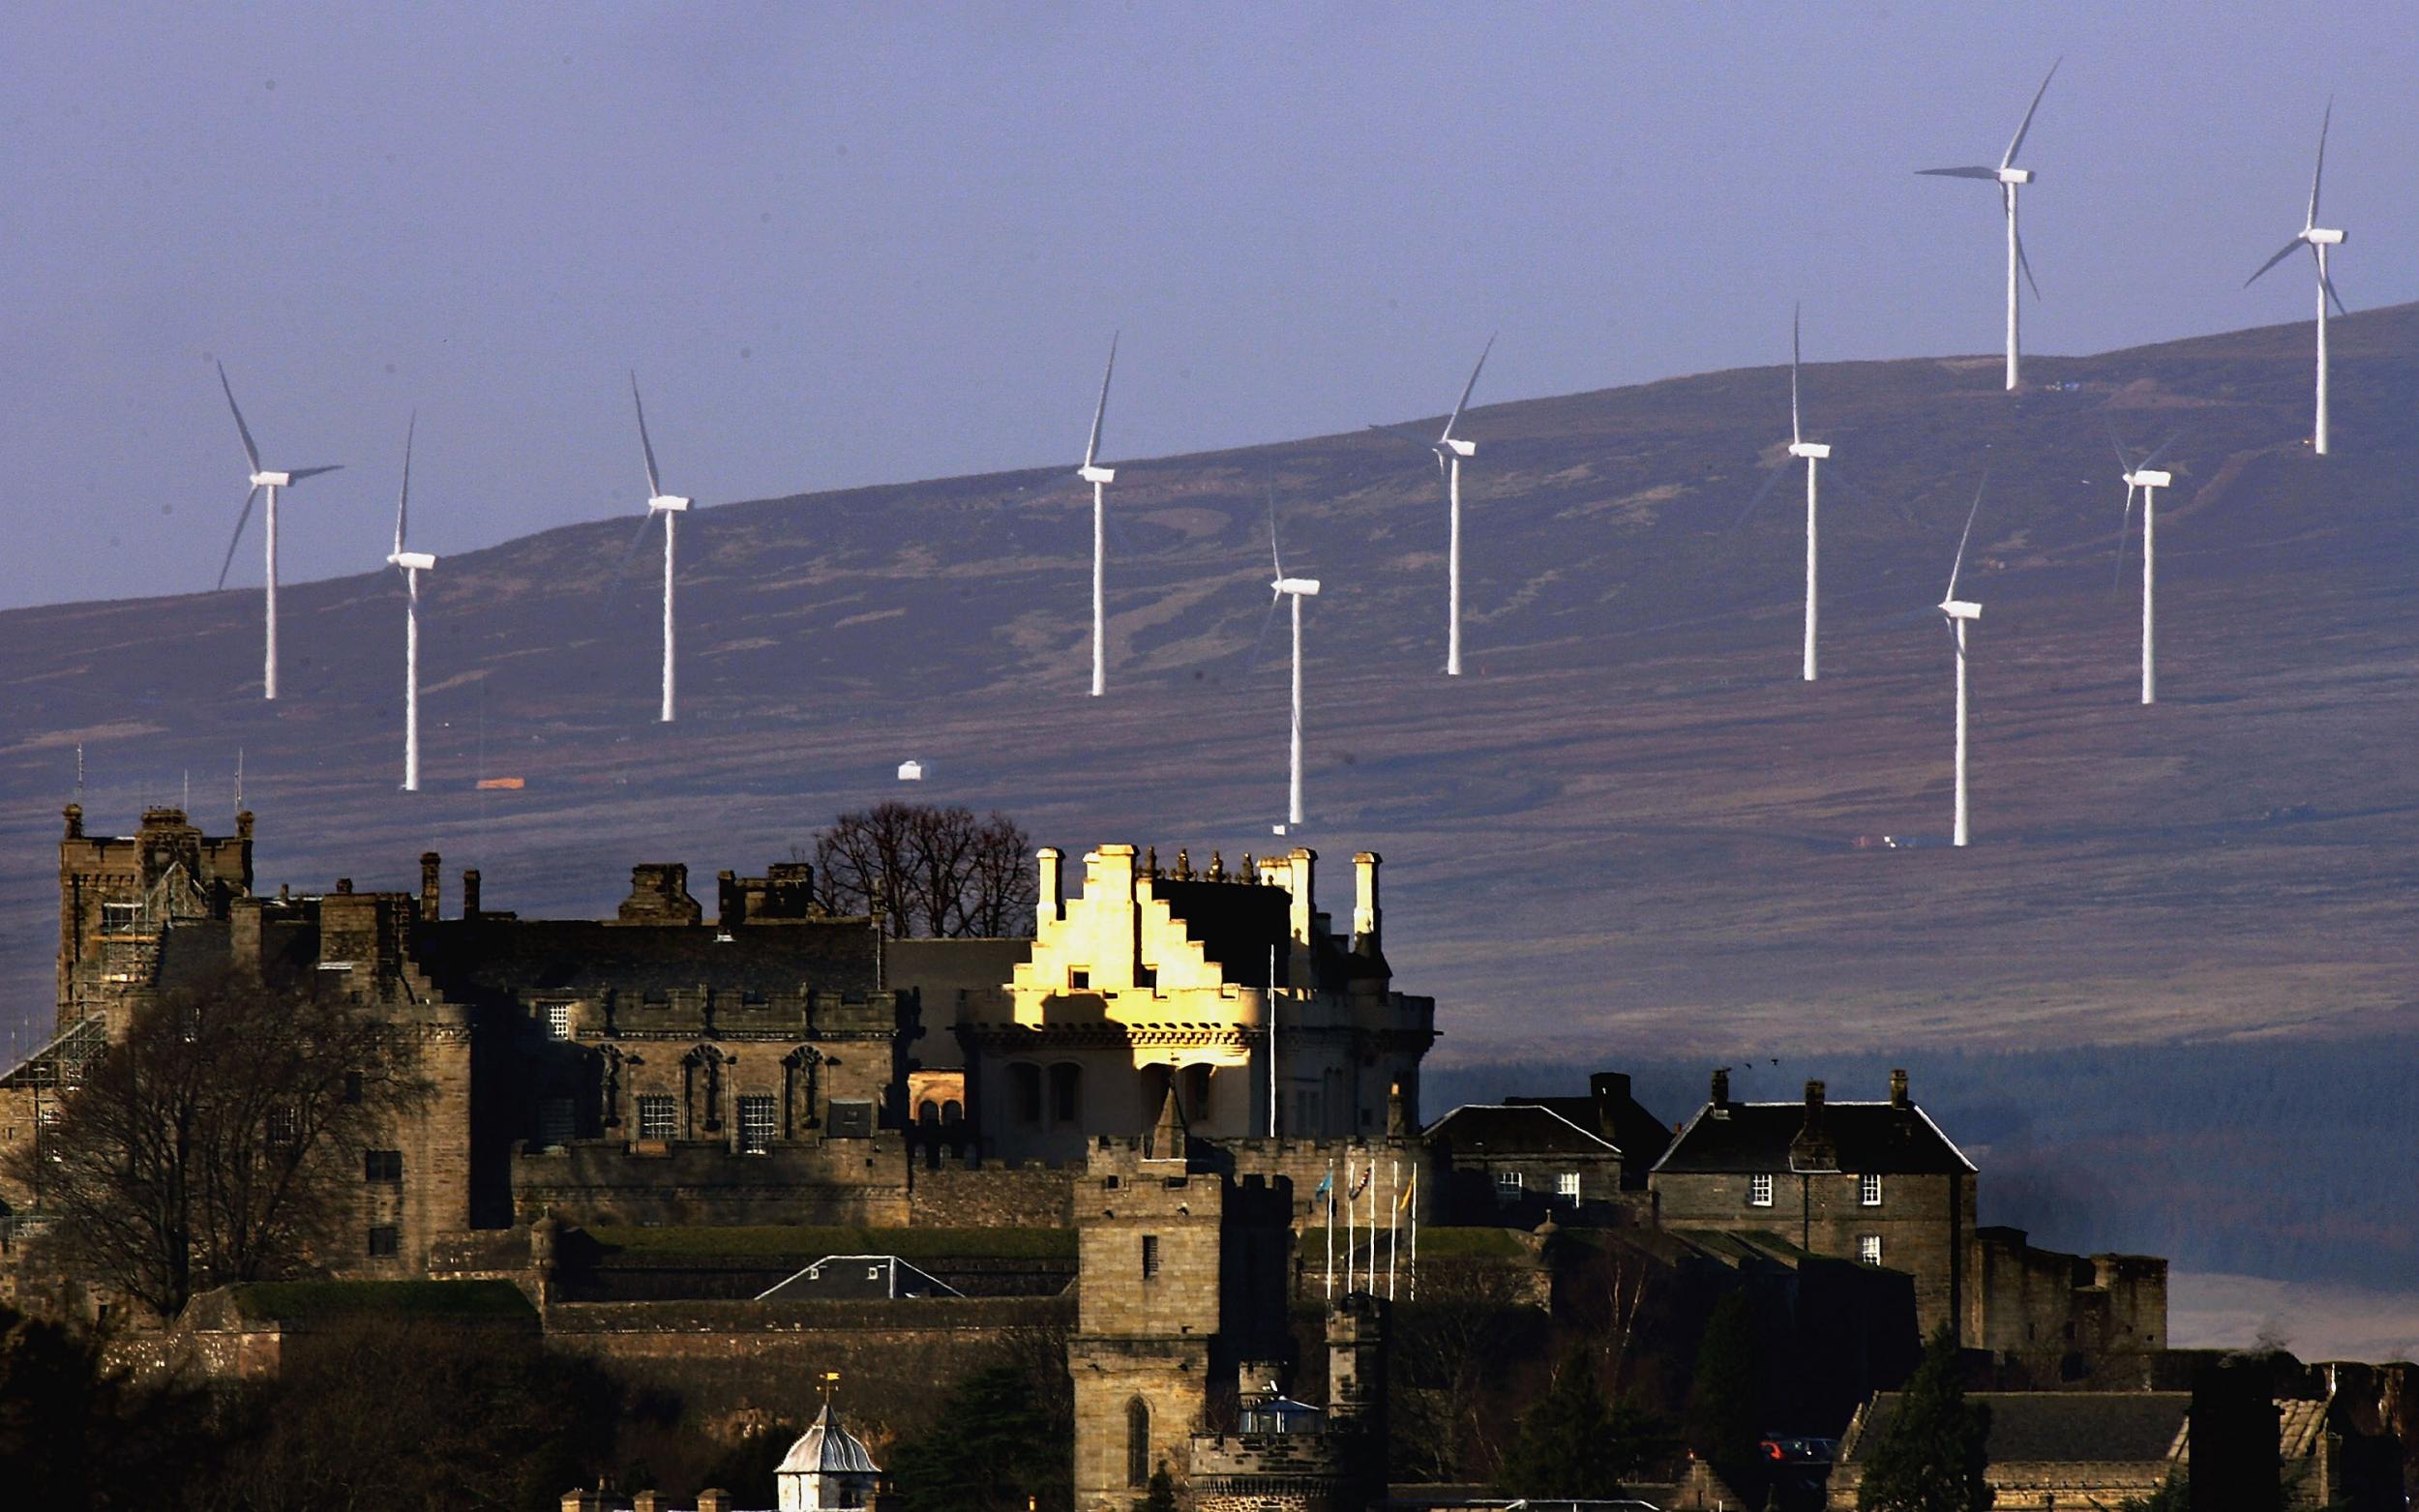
[1828,1390,2189,1509]
[1419,1102,1629,1225]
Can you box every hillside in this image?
[5,306,2416,1070]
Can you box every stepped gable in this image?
[1150,877,1387,989]
[1653,1096,1974,1175]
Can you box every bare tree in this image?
[4,965,431,1319]
[812,804,1034,937]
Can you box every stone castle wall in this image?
[906,1157,1077,1229]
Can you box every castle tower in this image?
[1325,1291,1389,1497]
[55,805,254,1037]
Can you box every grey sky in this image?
[2,2,2411,611]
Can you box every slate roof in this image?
[410,917,881,1000]
[1152,878,1387,989]
[1843,1391,2188,1467]
[1508,1089,1674,1171]
[755,1255,963,1301]
[1424,1103,1622,1158]
[1652,1100,1975,1175]
[777,1402,881,1475]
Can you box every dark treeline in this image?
[1433,1034,2419,1290]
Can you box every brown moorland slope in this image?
[3,306,2414,1067]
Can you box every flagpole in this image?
[1324,1162,1335,1300]
[1266,946,1277,1138]
[1387,1160,1399,1301]
[1409,1167,1419,1302]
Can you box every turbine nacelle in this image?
[1078,464,1116,485]
[1939,599,1982,621]
[2304,226,2344,246]
[251,470,292,489]
[1272,578,1321,598]
[2122,469,2171,490]
[1996,166,2033,186]
[647,494,691,514]
[387,550,436,572]
[1787,441,1832,460]
[1438,437,1477,459]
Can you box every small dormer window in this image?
[1747,1172,1775,1207]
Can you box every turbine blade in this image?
[1729,461,1789,532]
[2138,430,2185,475]
[630,372,663,499]
[395,413,415,556]
[2016,222,2043,301]
[217,361,263,475]
[1083,332,1118,469]
[602,509,660,609]
[2105,414,2136,475]
[1242,587,1283,683]
[2112,484,2135,595]
[1267,491,1283,578]
[2307,97,2332,229]
[1946,471,1987,602]
[284,464,343,483]
[1917,165,2000,180]
[2320,262,2349,317]
[1442,334,1494,443]
[2244,238,2303,288]
[216,487,261,591]
[2001,57,2060,169]
[1790,304,1803,444]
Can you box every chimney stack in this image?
[462,869,482,919]
[1890,1068,1910,1110]
[1710,1068,1729,1110]
[1035,846,1063,931]
[696,1492,732,1512]
[1351,851,1382,955]
[63,803,83,840]
[419,852,441,920]
[1803,1079,1826,1124]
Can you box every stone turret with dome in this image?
[776,1398,884,1511]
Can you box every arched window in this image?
[917,1099,940,1127]
[941,1099,963,1126]
[1125,1396,1150,1487]
[1182,1064,1212,1124]
[1048,1062,1083,1127]
[1009,1063,1043,1126]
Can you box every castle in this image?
[0,805,2177,1507]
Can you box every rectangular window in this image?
[738,1095,777,1153]
[1494,1170,1524,1195]
[265,1106,298,1144]
[368,1225,401,1259]
[538,1097,577,1148]
[637,1094,676,1141]
[1747,1172,1775,1207]
[1556,1171,1582,1201]
[363,1149,403,1183]
[343,1072,364,1105]
[1142,1234,1161,1279]
[1859,1234,1883,1266]
[1860,1172,1883,1207]
[547,1003,573,1040]
[1068,967,1090,990]
[100,902,141,935]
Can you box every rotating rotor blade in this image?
[1946,472,1988,602]
[2138,430,2185,475]
[630,372,663,499]
[2105,414,2137,475]
[2015,222,2043,301]
[1267,490,1284,579]
[1823,462,1914,527]
[395,413,415,556]
[2002,57,2060,169]
[602,509,663,610]
[217,361,263,475]
[1083,332,1118,470]
[284,464,343,483]
[2307,97,2333,230]
[1789,304,1803,445]
[1243,586,1283,680]
[215,487,261,591]
[1918,165,2000,180]
[1729,460,1790,532]
[2112,483,2136,596]
[1441,333,1494,444]
[2244,237,2303,288]
[2318,258,2349,317]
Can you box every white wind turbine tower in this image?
[2246,100,2349,456]
[2109,427,2181,706]
[1762,308,1833,680]
[1919,60,2059,392]
[1935,477,1988,847]
[629,375,691,723]
[386,417,437,791]
[1433,339,1491,676]
[1261,503,1322,828]
[214,363,343,700]
[1077,336,1119,697]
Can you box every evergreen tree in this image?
[1135,1462,1178,1512]
[1855,1325,1991,1512]
[1686,1291,1764,1495]
[1495,1348,1628,1498]
[887,1363,1072,1512]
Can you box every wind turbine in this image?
[214,363,343,700]
[1919,60,2058,392]
[1743,308,1834,679]
[386,417,437,791]
[2246,100,2349,456]
[2109,427,2180,706]
[1262,503,1322,828]
[1077,336,1118,697]
[629,375,691,723]
[1936,477,1988,848]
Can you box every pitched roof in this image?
[410,917,881,1000]
[1652,1099,1974,1176]
[1844,1392,2188,1468]
[1152,879,1388,990]
[755,1255,962,1301]
[777,1402,881,1476]
[1424,1103,1623,1158]
[1507,1087,1674,1171]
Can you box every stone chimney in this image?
[1791,1080,1838,1172]
[335,877,353,895]
[1890,1068,1910,1111]
[696,1491,732,1512]
[63,803,82,840]
[1286,848,1317,949]
[1804,1079,1826,1119]
[419,852,441,920]
[1710,1067,1730,1111]
[462,868,482,919]
[1591,1072,1631,1138]
[632,1492,662,1512]
[1351,851,1382,955]
[616,863,702,925]
[1035,846,1063,931]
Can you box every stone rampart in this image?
[907,1156,1077,1228]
